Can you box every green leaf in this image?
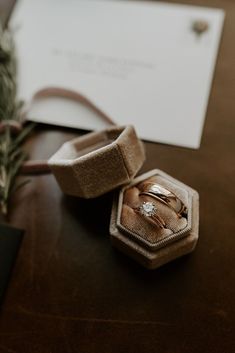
[0,23,35,215]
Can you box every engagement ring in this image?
[135,201,166,229]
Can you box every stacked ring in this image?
[139,182,187,218]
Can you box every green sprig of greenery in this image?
[0,24,34,215]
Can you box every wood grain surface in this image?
[0,1,234,352]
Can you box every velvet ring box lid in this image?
[48,125,145,198]
[110,169,199,269]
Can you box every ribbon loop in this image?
[0,120,23,135]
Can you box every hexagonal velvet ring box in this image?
[48,125,145,198]
[110,169,199,269]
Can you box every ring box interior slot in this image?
[110,169,199,269]
[48,125,145,198]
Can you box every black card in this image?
[0,223,24,302]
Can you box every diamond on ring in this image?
[139,202,156,217]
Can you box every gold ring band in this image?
[134,202,166,229]
[139,182,187,218]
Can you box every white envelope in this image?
[10,0,225,148]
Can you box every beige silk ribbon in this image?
[0,120,23,134]
[19,87,116,174]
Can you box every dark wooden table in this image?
[0,1,235,352]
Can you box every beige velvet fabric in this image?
[120,175,188,244]
[49,125,145,198]
[110,169,199,269]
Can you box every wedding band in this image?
[134,201,166,229]
[139,182,187,218]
